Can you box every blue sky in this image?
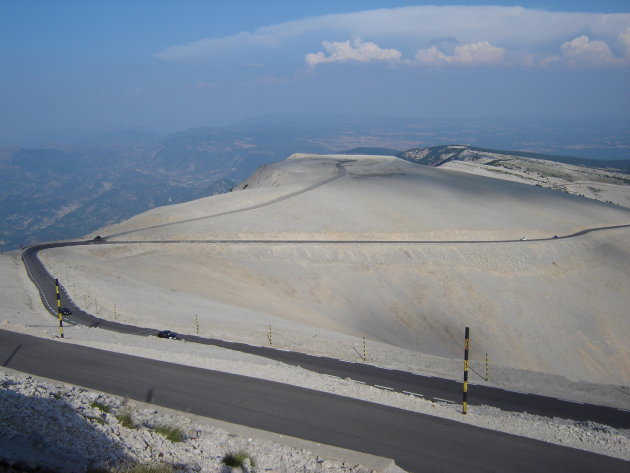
[1,1,629,143]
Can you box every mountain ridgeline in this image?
[397,145,630,172]
[2,133,629,251]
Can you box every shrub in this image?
[91,401,111,413]
[115,412,135,429]
[222,452,255,469]
[153,425,185,443]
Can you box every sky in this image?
[1,1,629,144]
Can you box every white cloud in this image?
[154,6,630,69]
[305,37,402,68]
[618,27,630,59]
[559,35,619,66]
[415,41,505,66]
[541,31,630,67]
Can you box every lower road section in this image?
[1,330,627,473]
[22,242,630,429]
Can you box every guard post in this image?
[462,326,469,414]
[55,278,64,338]
[363,336,367,362]
[485,352,489,382]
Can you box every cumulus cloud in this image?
[541,31,630,67]
[415,41,505,66]
[559,35,619,66]
[305,37,402,68]
[154,6,630,69]
[618,27,630,59]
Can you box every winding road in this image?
[11,157,630,471]
[2,330,629,473]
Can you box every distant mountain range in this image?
[1,126,330,251]
[397,145,630,172]
[2,127,629,252]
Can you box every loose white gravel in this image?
[0,371,381,473]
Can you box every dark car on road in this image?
[60,307,72,315]
[157,330,180,340]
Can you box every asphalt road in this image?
[21,239,630,430]
[2,330,628,473]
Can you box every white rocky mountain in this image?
[44,153,630,386]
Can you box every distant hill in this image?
[0,127,327,251]
[399,145,630,173]
[4,127,629,252]
[0,143,234,251]
[397,145,630,207]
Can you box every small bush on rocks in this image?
[115,411,136,429]
[222,451,255,469]
[153,425,185,443]
[91,401,111,413]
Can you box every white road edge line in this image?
[374,385,394,391]
[433,397,455,404]
[403,391,424,397]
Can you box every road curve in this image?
[2,330,628,473]
[18,157,630,429]
[21,230,630,429]
[105,159,352,239]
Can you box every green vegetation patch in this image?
[222,452,255,469]
[90,401,111,413]
[115,412,136,429]
[153,425,185,443]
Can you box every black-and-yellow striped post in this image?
[485,352,489,382]
[462,326,469,414]
[55,278,64,338]
[362,336,367,362]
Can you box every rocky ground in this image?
[0,371,384,473]
[438,150,630,207]
[1,154,629,472]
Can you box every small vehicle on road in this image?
[60,307,72,316]
[157,330,180,340]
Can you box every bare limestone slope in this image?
[43,154,630,385]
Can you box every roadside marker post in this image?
[363,336,367,362]
[485,352,489,382]
[462,327,469,414]
[268,324,272,346]
[55,278,64,339]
